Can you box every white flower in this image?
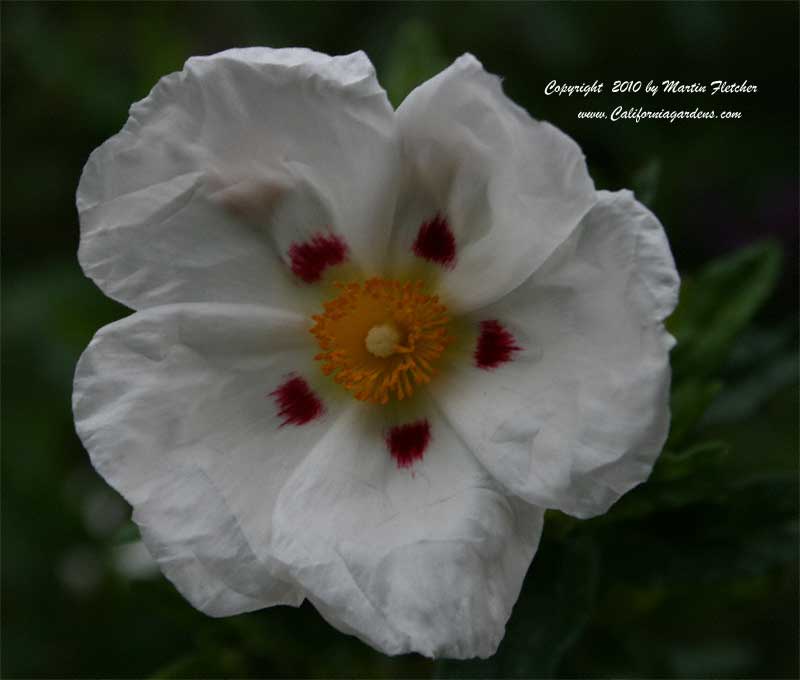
[73,48,679,659]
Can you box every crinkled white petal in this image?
[73,302,339,614]
[77,47,400,310]
[393,54,596,312]
[270,404,545,658]
[433,190,680,518]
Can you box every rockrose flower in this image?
[73,48,679,658]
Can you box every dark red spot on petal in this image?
[270,375,324,426]
[386,419,431,469]
[289,232,348,283]
[475,320,522,369]
[412,213,456,268]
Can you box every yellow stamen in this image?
[310,277,452,404]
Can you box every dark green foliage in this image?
[382,19,449,108]
[669,241,782,381]
[631,157,662,208]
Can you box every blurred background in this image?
[2,2,797,677]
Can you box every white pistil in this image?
[365,323,401,358]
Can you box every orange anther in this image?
[309,277,453,404]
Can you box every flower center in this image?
[310,277,452,404]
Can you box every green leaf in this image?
[542,508,581,541]
[653,440,730,483]
[667,378,723,447]
[381,19,449,108]
[149,646,249,679]
[707,350,797,424]
[703,323,799,424]
[599,440,730,522]
[723,321,796,373]
[111,519,141,546]
[599,473,798,586]
[669,240,782,381]
[631,157,662,207]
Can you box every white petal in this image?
[78,48,400,310]
[270,405,545,658]
[433,190,680,518]
[73,302,337,614]
[393,54,596,312]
